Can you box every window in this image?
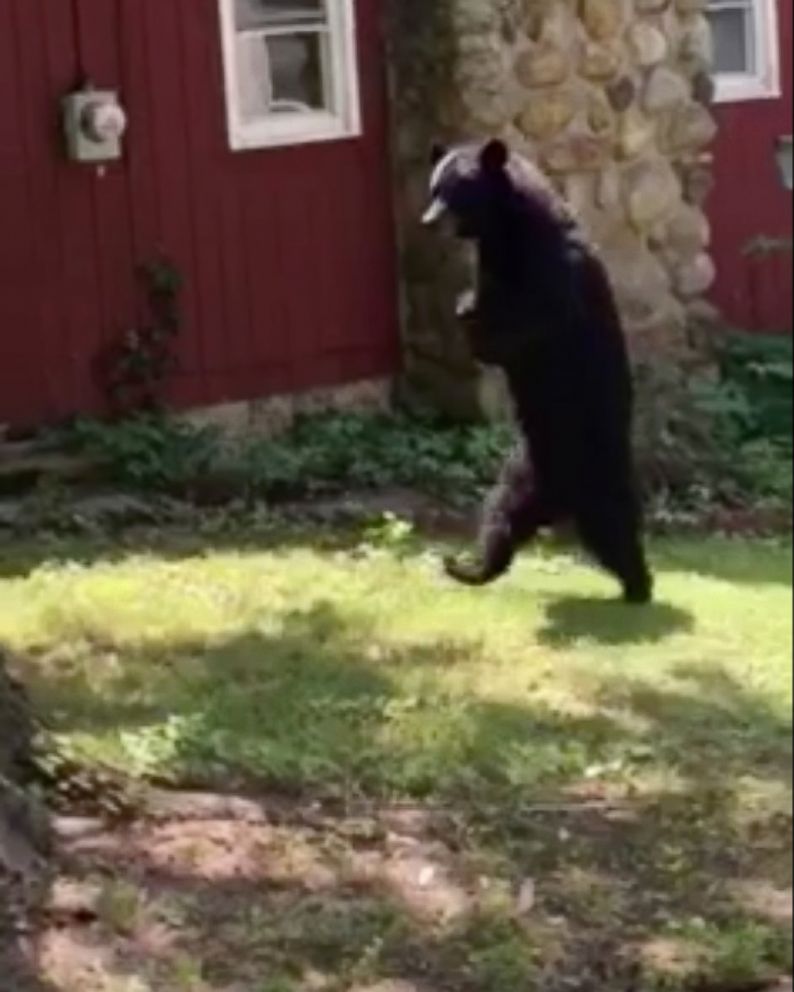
[707,0,781,103]
[218,0,361,150]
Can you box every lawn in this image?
[0,524,791,991]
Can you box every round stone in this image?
[518,90,578,139]
[673,251,716,297]
[644,67,690,112]
[582,0,627,41]
[601,232,674,325]
[679,15,714,69]
[537,2,575,47]
[665,204,711,253]
[581,41,623,80]
[628,22,668,66]
[543,132,610,173]
[618,109,657,159]
[458,38,518,126]
[515,44,571,87]
[625,158,681,229]
[668,104,718,150]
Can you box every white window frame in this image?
[708,0,782,104]
[218,0,362,151]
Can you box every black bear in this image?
[424,139,653,604]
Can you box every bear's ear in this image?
[430,143,448,166]
[480,139,509,173]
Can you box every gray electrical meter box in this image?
[63,86,128,164]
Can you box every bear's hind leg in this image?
[577,505,654,605]
[445,446,550,586]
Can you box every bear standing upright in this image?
[424,139,654,604]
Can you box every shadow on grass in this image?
[538,596,694,647]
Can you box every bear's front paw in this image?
[444,554,494,587]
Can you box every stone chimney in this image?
[387,0,718,418]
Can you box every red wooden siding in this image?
[708,0,793,334]
[0,0,399,430]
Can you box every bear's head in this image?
[423,140,512,239]
[425,139,555,238]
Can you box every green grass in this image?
[0,526,791,989]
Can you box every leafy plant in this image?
[66,413,219,491]
[64,410,512,504]
[633,353,792,513]
[717,333,793,444]
[97,255,183,415]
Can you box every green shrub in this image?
[63,349,791,518]
[718,333,793,444]
[66,414,220,491]
[64,410,511,505]
[633,357,792,510]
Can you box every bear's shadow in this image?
[538,596,694,648]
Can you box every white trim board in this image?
[709,0,782,104]
[217,0,362,151]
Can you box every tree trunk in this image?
[0,653,50,867]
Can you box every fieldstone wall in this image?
[386,0,718,417]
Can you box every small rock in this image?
[518,90,578,139]
[53,816,104,841]
[517,878,537,915]
[628,22,668,66]
[581,41,622,81]
[665,204,711,253]
[625,158,681,229]
[679,14,714,69]
[618,109,658,159]
[644,66,690,113]
[668,104,718,151]
[543,133,610,173]
[46,879,102,922]
[418,865,436,888]
[515,44,571,88]
[673,251,716,297]
[582,0,627,40]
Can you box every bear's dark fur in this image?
[424,140,653,604]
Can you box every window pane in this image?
[269,33,328,112]
[235,0,325,30]
[235,34,273,121]
[235,31,329,118]
[710,6,754,73]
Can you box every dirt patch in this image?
[5,789,784,992]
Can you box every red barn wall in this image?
[708,0,793,334]
[0,0,400,430]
